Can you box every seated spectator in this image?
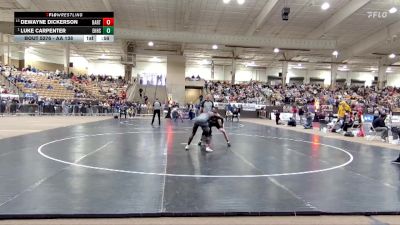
[126,106,133,118]
[226,109,233,121]
[304,113,313,129]
[288,117,296,127]
[232,107,240,122]
[372,113,389,142]
[171,106,183,122]
[342,113,354,132]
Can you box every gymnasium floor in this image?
[0,118,400,218]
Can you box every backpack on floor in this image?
[344,131,354,137]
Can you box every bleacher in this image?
[206,80,265,104]
[128,83,167,104]
[0,71,21,96]
[73,81,104,100]
[14,73,75,99]
[73,79,127,101]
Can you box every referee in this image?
[151,98,162,126]
[200,94,214,113]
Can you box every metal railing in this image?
[0,73,23,96]
[0,103,169,117]
[0,103,119,116]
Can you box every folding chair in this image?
[364,122,386,141]
[232,109,240,122]
[225,110,233,121]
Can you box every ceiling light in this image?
[273,48,280,53]
[297,63,302,67]
[389,53,396,58]
[148,41,154,47]
[199,59,209,65]
[245,61,256,67]
[150,57,161,62]
[212,44,218,50]
[38,42,45,45]
[332,50,338,56]
[389,7,398,14]
[223,0,230,3]
[237,0,245,5]
[387,67,392,71]
[100,54,106,58]
[321,2,330,10]
[343,65,347,69]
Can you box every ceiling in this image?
[1,0,400,72]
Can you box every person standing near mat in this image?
[151,98,162,126]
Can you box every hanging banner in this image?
[242,103,257,111]
[363,114,374,123]
[0,94,19,99]
[392,115,400,123]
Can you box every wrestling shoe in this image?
[392,159,400,164]
[205,147,214,152]
[185,145,190,151]
[227,141,231,147]
[198,141,202,146]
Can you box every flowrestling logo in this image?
[367,11,388,19]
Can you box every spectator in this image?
[275,110,281,125]
[372,113,389,142]
[291,105,297,120]
[298,106,305,125]
[304,112,313,129]
[338,101,351,126]
[288,117,296,127]
[139,88,143,98]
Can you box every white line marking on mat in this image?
[38,131,353,178]
[75,141,113,163]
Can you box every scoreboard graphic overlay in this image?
[14,12,114,42]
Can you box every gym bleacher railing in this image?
[0,103,120,116]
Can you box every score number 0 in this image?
[103,18,114,26]
[102,18,114,35]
